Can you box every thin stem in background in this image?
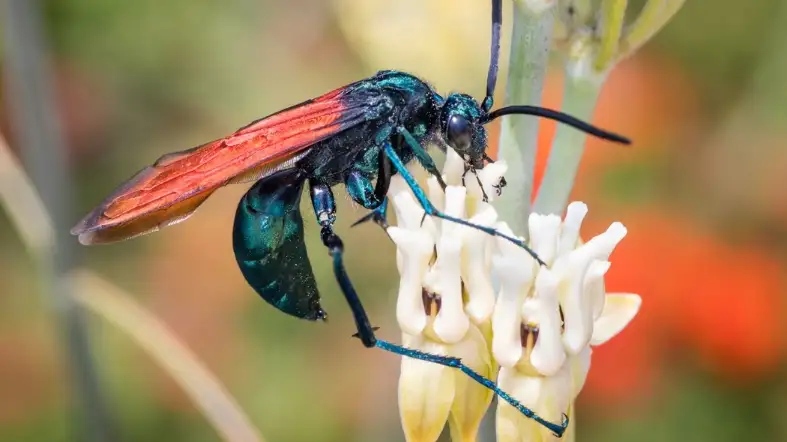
[621,0,686,58]
[493,1,556,238]
[484,2,556,441]
[532,74,602,215]
[533,0,683,215]
[0,133,266,442]
[69,270,266,442]
[1,1,114,440]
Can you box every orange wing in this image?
[72,86,370,245]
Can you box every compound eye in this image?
[446,114,472,152]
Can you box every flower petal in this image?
[431,186,470,344]
[389,226,435,336]
[492,222,535,368]
[584,260,611,321]
[552,250,595,355]
[460,205,498,325]
[569,347,592,398]
[447,325,495,442]
[558,201,588,257]
[389,176,426,231]
[584,222,628,262]
[443,149,465,187]
[427,176,446,215]
[497,364,573,442]
[529,212,562,265]
[464,160,509,213]
[555,222,627,354]
[590,293,641,345]
[399,334,456,442]
[524,267,567,376]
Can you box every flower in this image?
[387,150,640,442]
[387,150,507,442]
[491,202,640,441]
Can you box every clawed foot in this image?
[462,166,491,202]
[493,176,507,197]
[351,208,388,229]
[352,326,380,340]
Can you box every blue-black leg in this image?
[460,166,491,202]
[349,148,392,229]
[350,198,389,229]
[376,340,568,437]
[345,170,381,210]
[397,126,447,190]
[382,141,547,267]
[400,124,489,208]
[309,180,378,347]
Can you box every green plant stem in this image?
[493,3,555,237]
[595,0,628,72]
[622,0,686,58]
[532,74,601,215]
[70,270,265,442]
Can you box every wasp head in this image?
[440,93,488,170]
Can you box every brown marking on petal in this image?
[521,323,540,350]
[559,305,566,333]
[421,288,441,317]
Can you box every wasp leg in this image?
[351,198,388,229]
[397,127,447,190]
[375,342,569,437]
[310,180,377,347]
[382,141,547,266]
[349,148,392,229]
[345,170,382,210]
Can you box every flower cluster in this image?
[387,151,640,442]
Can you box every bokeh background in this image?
[1,0,786,441]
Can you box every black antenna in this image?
[483,105,632,145]
[482,0,502,112]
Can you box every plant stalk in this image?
[1,1,114,440]
[493,2,556,237]
[532,73,602,215]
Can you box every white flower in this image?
[388,151,506,442]
[491,202,641,442]
[386,150,640,442]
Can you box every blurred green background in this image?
[1,0,786,441]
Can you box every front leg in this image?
[397,126,447,190]
[382,141,547,267]
[461,167,491,203]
